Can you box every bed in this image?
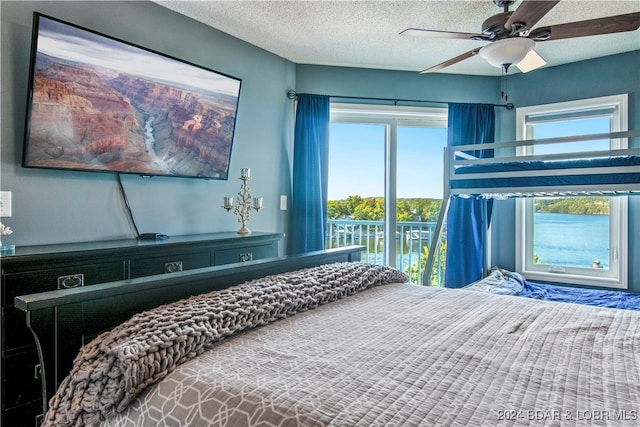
[14,247,640,427]
[446,129,640,198]
[14,246,365,426]
[423,129,640,284]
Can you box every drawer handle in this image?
[164,261,183,273]
[239,252,253,262]
[57,274,84,289]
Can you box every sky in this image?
[328,123,447,200]
[327,116,610,201]
[529,117,610,154]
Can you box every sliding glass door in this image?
[326,104,447,284]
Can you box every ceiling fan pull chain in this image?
[504,75,508,102]
[500,69,509,102]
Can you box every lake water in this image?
[327,213,610,283]
[533,213,609,268]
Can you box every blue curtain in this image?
[444,103,495,288]
[290,94,330,254]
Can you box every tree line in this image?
[534,196,609,215]
[327,196,443,222]
[328,195,609,221]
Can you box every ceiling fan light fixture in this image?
[516,49,547,73]
[479,37,535,68]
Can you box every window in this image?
[515,95,629,288]
[326,104,447,285]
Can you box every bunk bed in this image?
[423,129,640,291]
[446,129,640,199]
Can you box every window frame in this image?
[515,94,629,289]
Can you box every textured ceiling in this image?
[152,0,640,76]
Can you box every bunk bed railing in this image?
[453,148,639,166]
[449,129,640,153]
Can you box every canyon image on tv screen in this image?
[23,13,242,180]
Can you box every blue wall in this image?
[1,1,296,249]
[296,64,501,107]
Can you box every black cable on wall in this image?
[116,174,141,238]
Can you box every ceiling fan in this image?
[401,0,640,74]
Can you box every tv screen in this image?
[23,13,242,180]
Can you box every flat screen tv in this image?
[22,13,242,180]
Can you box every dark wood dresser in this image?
[0,232,283,427]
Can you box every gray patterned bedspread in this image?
[101,282,640,426]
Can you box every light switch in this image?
[280,195,287,210]
[0,191,12,217]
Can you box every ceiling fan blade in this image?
[400,28,487,40]
[420,48,481,74]
[516,50,546,73]
[529,12,640,41]
[505,0,560,32]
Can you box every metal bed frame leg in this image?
[423,198,449,286]
[483,199,491,278]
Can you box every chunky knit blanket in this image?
[43,262,408,427]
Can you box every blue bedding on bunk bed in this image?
[520,281,640,311]
[465,268,640,311]
[451,155,640,189]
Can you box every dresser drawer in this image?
[213,244,277,265]
[128,251,210,278]
[2,262,125,307]
[2,349,41,409]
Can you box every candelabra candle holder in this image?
[222,168,263,234]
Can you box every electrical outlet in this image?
[0,191,12,217]
[280,195,287,210]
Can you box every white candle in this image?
[240,168,250,179]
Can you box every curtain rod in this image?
[286,90,514,110]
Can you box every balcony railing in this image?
[325,219,446,286]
